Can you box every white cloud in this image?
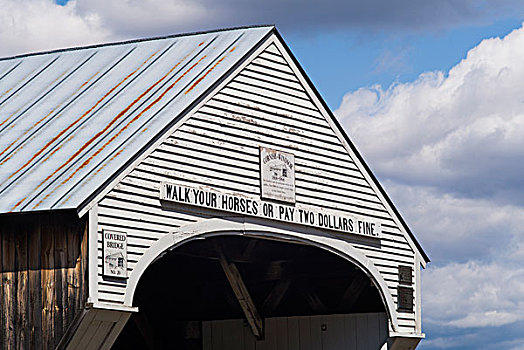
[73,0,214,38]
[2,0,523,58]
[423,332,524,350]
[71,0,524,35]
[447,311,521,328]
[336,22,524,338]
[0,0,112,57]
[336,24,524,205]
[382,183,524,333]
[423,261,524,328]
[383,181,524,262]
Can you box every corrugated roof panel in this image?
[0,26,273,214]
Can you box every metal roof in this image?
[0,26,273,214]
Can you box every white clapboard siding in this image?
[227,82,317,112]
[96,43,417,329]
[250,58,297,77]
[131,159,383,213]
[258,51,288,65]
[382,226,408,237]
[210,93,331,130]
[203,313,388,350]
[186,115,351,163]
[234,75,309,100]
[144,146,383,216]
[168,130,367,188]
[239,69,304,95]
[173,129,373,183]
[199,102,340,143]
[168,132,375,196]
[176,123,363,176]
[217,88,325,121]
[252,54,295,71]
[127,167,390,227]
[242,63,301,86]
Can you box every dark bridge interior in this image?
[112,236,385,349]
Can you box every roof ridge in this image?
[0,24,275,62]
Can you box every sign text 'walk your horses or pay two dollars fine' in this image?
[160,182,381,238]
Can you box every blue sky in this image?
[2,1,524,349]
[287,17,524,108]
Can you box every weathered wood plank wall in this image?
[0,211,88,350]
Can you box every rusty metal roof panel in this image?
[0,26,273,214]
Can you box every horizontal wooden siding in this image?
[97,42,417,333]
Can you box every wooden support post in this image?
[215,242,264,339]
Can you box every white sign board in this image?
[160,182,381,238]
[103,230,127,278]
[260,147,295,203]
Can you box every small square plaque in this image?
[398,286,414,312]
[260,147,295,203]
[103,230,128,278]
[398,265,413,285]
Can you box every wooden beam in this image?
[301,290,328,314]
[338,273,369,310]
[294,278,328,314]
[261,278,291,315]
[241,239,258,260]
[214,242,264,339]
[264,261,285,280]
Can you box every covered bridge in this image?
[0,26,428,349]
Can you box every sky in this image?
[1,1,524,349]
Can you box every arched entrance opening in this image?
[112,235,388,349]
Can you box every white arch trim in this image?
[123,218,399,331]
